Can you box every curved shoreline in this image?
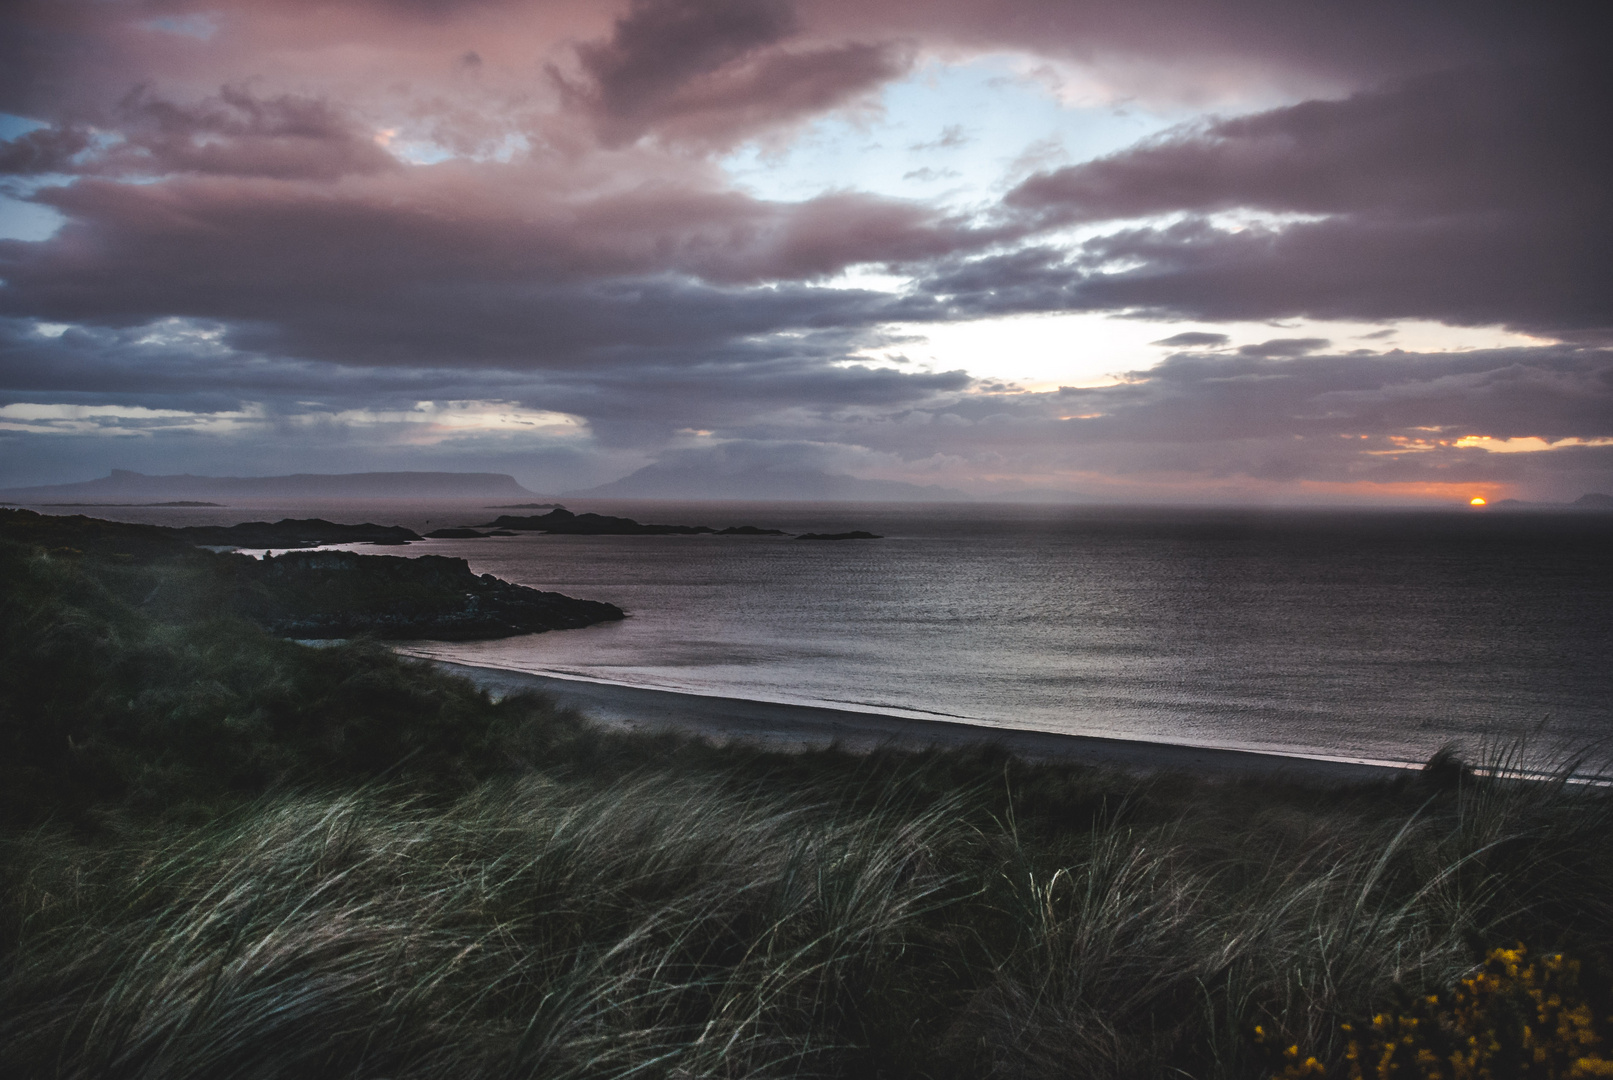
[418,657,1423,784]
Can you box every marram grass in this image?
[4,749,1611,1080]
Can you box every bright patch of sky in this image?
[720,60,1544,391]
[140,13,220,40]
[0,196,66,241]
[0,402,266,436]
[0,399,591,443]
[721,55,1192,210]
[373,128,529,166]
[0,114,68,241]
[854,314,1550,390]
[296,401,589,445]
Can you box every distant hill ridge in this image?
[569,464,969,502]
[0,469,536,501]
[1491,493,1613,510]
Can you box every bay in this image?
[47,498,1613,767]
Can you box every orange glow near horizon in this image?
[1470,497,1488,506]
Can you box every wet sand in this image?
[423,658,1421,784]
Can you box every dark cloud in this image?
[580,0,799,119]
[909,124,969,151]
[557,0,909,146]
[3,86,397,183]
[0,159,990,369]
[996,60,1613,337]
[1051,347,1613,448]
[1007,62,1611,223]
[113,86,399,180]
[0,124,91,175]
[1152,331,1227,348]
[1237,338,1328,358]
[825,0,1606,99]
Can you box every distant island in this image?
[423,528,520,539]
[0,469,537,502]
[567,461,969,502]
[482,507,788,536]
[39,500,226,508]
[1489,492,1613,511]
[796,531,883,541]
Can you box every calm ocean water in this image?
[48,499,1613,767]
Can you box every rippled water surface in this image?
[67,499,1613,765]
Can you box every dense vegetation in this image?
[2,513,1610,1078]
[0,509,622,646]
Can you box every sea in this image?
[32,498,1613,771]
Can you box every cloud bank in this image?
[0,0,1607,500]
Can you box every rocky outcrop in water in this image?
[236,550,624,640]
[169,518,422,548]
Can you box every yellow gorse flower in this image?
[1265,946,1613,1079]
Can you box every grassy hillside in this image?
[2,515,1610,1078]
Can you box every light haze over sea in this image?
[49,499,1613,770]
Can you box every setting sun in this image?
[1470,496,1488,506]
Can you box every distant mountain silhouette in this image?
[0,469,536,502]
[569,464,969,502]
[1490,492,1613,510]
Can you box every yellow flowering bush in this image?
[1261,946,1613,1079]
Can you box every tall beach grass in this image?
[4,744,1610,1079]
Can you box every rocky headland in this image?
[236,550,624,640]
[0,509,622,641]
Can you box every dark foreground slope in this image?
[2,512,1611,1079]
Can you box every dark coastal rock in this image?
[423,527,520,539]
[423,528,493,539]
[236,550,624,640]
[0,509,623,642]
[168,518,422,549]
[482,507,785,536]
[795,531,883,541]
[0,508,196,559]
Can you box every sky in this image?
[0,0,1609,503]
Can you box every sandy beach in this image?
[422,658,1421,784]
